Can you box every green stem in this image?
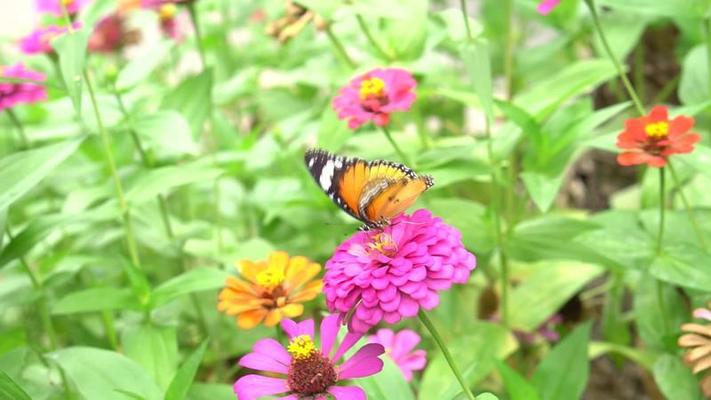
[704,18,711,102]
[187,2,207,68]
[85,72,143,272]
[380,126,413,166]
[355,14,393,61]
[6,109,29,149]
[418,311,475,400]
[668,162,708,251]
[325,27,357,69]
[584,0,645,115]
[503,0,515,98]
[0,77,60,89]
[113,89,210,337]
[459,0,473,41]
[656,167,666,255]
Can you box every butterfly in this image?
[304,148,434,229]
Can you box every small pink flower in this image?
[369,329,426,381]
[234,315,385,400]
[35,0,90,16]
[694,306,711,322]
[0,64,48,111]
[20,25,71,55]
[332,68,417,130]
[324,209,476,333]
[537,0,561,15]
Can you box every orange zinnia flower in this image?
[217,251,323,329]
[616,105,701,168]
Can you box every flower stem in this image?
[704,18,711,102]
[6,109,29,149]
[584,0,645,115]
[459,0,473,41]
[380,126,413,166]
[668,162,708,251]
[324,27,357,69]
[418,311,475,400]
[656,167,666,255]
[85,72,143,272]
[503,0,515,99]
[187,2,207,68]
[112,89,210,337]
[355,14,393,61]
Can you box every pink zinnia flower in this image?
[537,0,561,15]
[369,329,426,381]
[35,0,90,16]
[234,315,385,399]
[0,64,48,111]
[20,25,76,55]
[324,209,476,333]
[332,68,417,130]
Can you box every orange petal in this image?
[268,251,290,274]
[224,276,258,295]
[284,258,321,292]
[289,280,324,303]
[264,309,282,327]
[239,260,263,284]
[238,309,268,329]
[280,303,304,318]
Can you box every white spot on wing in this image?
[308,158,314,167]
[319,160,334,190]
[334,159,343,168]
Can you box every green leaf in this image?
[151,268,228,307]
[508,261,603,331]
[0,371,31,400]
[496,360,541,400]
[0,209,6,252]
[165,340,209,400]
[634,273,686,350]
[80,0,116,26]
[126,164,223,204]
[596,0,708,17]
[420,322,517,399]
[51,346,163,400]
[123,324,178,390]
[187,384,234,400]
[679,45,709,105]
[133,111,199,158]
[475,394,500,400]
[116,41,173,90]
[382,0,428,60]
[462,40,494,123]
[588,342,659,370]
[427,198,495,254]
[532,321,592,400]
[0,138,83,211]
[650,243,711,291]
[51,30,90,114]
[53,287,141,315]
[361,357,415,400]
[0,215,66,269]
[317,105,351,152]
[520,171,565,213]
[161,70,213,136]
[653,354,704,400]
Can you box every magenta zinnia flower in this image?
[332,68,416,130]
[35,0,90,16]
[234,315,385,399]
[0,64,48,111]
[20,25,71,55]
[537,0,561,15]
[324,209,476,333]
[369,329,426,381]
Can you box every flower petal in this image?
[333,332,364,362]
[238,309,268,329]
[339,343,385,379]
[391,329,421,357]
[280,318,315,339]
[649,105,668,122]
[328,386,367,400]
[320,314,340,357]
[668,115,694,137]
[233,375,289,400]
[239,340,290,374]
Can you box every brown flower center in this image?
[287,335,337,396]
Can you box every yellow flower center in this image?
[159,3,177,20]
[256,265,285,289]
[287,335,317,360]
[359,77,385,100]
[645,121,669,138]
[62,0,75,5]
[368,233,397,257]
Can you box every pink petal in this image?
[233,375,289,400]
[280,318,315,340]
[239,339,290,374]
[333,331,364,362]
[338,343,385,379]
[694,308,711,322]
[321,314,341,357]
[328,386,367,400]
[278,396,299,400]
[391,329,421,357]
[537,0,561,15]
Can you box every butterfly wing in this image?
[305,148,433,226]
[364,175,433,224]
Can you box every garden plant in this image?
[1,0,711,399]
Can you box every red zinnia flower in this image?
[616,105,701,168]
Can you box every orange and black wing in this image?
[363,175,433,224]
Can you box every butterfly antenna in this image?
[342,297,364,327]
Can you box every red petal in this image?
[668,115,695,138]
[648,105,669,122]
[623,118,648,141]
[662,133,701,155]
[617,152,648,166]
